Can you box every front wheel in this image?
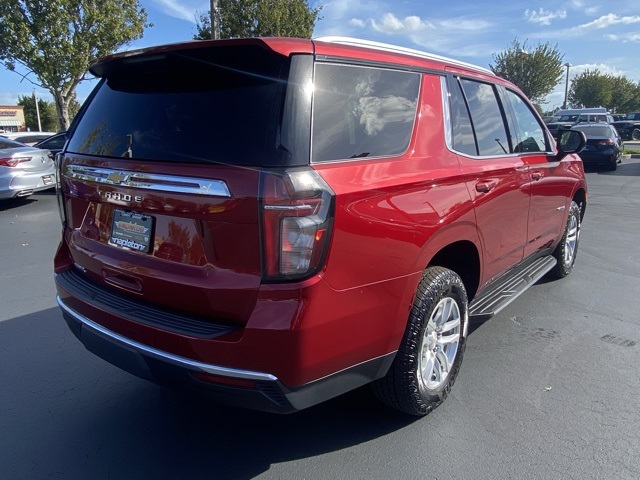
[372,267,468,416]
[632,128,640,141]
[550,200,581,278]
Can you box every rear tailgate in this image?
[59,155,262,323]
[55,41,306,325]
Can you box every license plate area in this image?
[109,209,154,253]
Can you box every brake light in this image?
[260,168,334,281]
[0,157,31,167]
[598,139,615,146]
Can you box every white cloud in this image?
[606,33,640,42]
[525,8,567,26]
[581,13,640,29]
[370,13,433,34]
[349,18,366,28]
[439,19,490,30]
[151,0,205,23]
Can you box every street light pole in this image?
[562,63,571,110]
[210,0,220,40]
[33,89,42,132]
[517,49,528,93]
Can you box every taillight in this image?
[0,157,31,167]
[260,168,334,282]
[598,139,614,146]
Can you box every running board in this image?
[469,256,557,321]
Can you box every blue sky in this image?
[1,0,639,112]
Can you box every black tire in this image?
[550,200,581,278]
[607,156,618,171]
[372,267,468,416]
[632,128,640,141]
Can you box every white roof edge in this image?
[313,36,495,76]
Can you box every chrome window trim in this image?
[64,165,231,197]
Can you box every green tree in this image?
[490,38,564,105]
[17,94,60,132]
[568,69,614,109]
[609,76,640,113]
[194,0,321,40]
[0,0,150,130]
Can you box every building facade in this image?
[0,106,26,133]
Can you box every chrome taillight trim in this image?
[64,165,231,197]
[54,153,66,227]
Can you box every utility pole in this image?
[211,0,220,40]
[33,89,42,132]
[562,63,571,110]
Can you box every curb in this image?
[622,153,640,159]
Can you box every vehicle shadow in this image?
[0,307,418,479]
[0,196,36,211]
[0,189,55,211]
[584,160,640,176]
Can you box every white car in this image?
[0,131,58,146]
[0,136,56,199]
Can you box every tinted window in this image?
[459,79,509,156]
[572,125,613,137]
[38,134,66,150]
[449,79,477,156]
[505,90,548,153]
[312,64,419,162]
[67,47,288,166]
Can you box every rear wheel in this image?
[550,201,581,278]
[632,128,640,141]
[372,267,468,416]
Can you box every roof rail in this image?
[314,36,494,76]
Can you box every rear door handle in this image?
[475,181,496,193]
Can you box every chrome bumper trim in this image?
[56,296,277,382]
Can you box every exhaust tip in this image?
[15,189,34,197]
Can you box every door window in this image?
[458,79,510,156]
[504,90,549,153]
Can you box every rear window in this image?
[67,46,289,166]
[0,138,23,149]
[572,126,611,136]
[311,63,420,162]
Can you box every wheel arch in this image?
[573,187,587,221]
[414,222,482,303]
[427,240,481,302]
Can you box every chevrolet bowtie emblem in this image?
[106,172,128,184]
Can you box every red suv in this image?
[54,37,587,415]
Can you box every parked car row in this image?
[0,131,64,200]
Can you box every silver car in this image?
[0,137,56,199]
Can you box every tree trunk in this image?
[52,90,70,131]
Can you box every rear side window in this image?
[67,47,288,166]
[311,63,420,162]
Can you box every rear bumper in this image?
[579,150,619,166]
[0,168,56,199]
[55,270,399,413]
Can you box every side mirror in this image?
[556,129,586,161]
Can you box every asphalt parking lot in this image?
[1,159,639,479]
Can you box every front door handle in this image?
[475,180,496,193]
[532,171,544,181]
